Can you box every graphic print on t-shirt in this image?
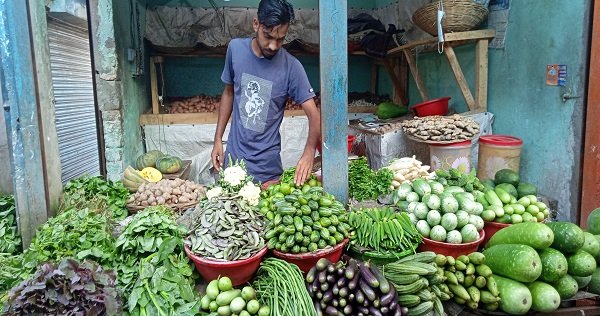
[239,73,272,133]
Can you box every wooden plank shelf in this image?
[390,29,496,113]
[140,106,377,126]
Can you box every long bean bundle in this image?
[252,258,317,316]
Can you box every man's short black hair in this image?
[257,0,295,28]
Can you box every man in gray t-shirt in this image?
[211,0,320,186]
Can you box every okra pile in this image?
[348,207,422,254]
[260,182,350,253]
[306,258,403,316]
[434,252,502,311]
[380,252,445,316]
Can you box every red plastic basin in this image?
[184,245,268,286]
[411,97,451,117]
[418,230,485,258]
[317,135,355,155]
[271,239,349,273]
[482,221,511,249]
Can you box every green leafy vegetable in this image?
[114,206,187,292]
[0,195,20,254]
[435,168,484,192]
[280,167,318,185]
[0,254,31,310]
[125,239,199,316]
[348,157,393,201]
[23,206,116,274]
[63,176,130,219]
[113,207,199,315]
[2,258,121,315]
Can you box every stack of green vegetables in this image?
[114,206,199,315]
[253,258,316,316]
[0,195,20,254]
[261,183,350,253]
[433,252,501,311]
[348,207,422,254]
[348,157,394,201]
[200,276,269,316]
[62,175,130,220]
[393,179,485,244]
[380,252,445,316]
[434,168,484,192]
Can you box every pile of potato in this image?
[127,178,205,207]
[168,95,220,113]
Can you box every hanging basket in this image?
[412,0,489,36]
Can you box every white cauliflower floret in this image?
[239,181,261,206]
[206,187,223,199]
[223,166,247,187]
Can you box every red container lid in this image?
[430,140,472,147]
[479,135,523,146]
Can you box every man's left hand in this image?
[294,154,314,186]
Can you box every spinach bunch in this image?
[2,258,121,315]
[63,176,130,220]
[114,206,187,292]
[126,239,199,316]
[0,254,31,311]
[0,195,20,254]
[114,207,199,315]
[23,207,116,273]
[348,157,394,201]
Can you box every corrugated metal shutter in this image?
[48,18,100,182]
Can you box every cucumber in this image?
[494,275,532,315]
[486,222,554,250]
[538,248,568,282]
[412,179,431,198]
[566,250,597,277]
[527,281,561,313]
[546,221,585,254]
[483,244,542,283]
[551,274,579,300]
[494,187,512,204]
[484,190,503,207]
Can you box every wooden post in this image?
[403,49,429,102]
[475,39,489,112]
[319,0,348,203]
[444,46,477,111]
[370,63,378,94]
[580,0,600,227]
[150,56,163,115]
[0,0,51,246]
[383,58,409,106]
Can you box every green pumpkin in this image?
[155,156,182,174]
[136,150,164,169]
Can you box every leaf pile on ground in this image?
[63,176,130,219]
[2,258,121,315]
[0,195,20,254]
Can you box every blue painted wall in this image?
[162,55,377,97]
[408,1,590,221]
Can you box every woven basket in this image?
[412,0,489,36]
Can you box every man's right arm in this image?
[212,84,234,170]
